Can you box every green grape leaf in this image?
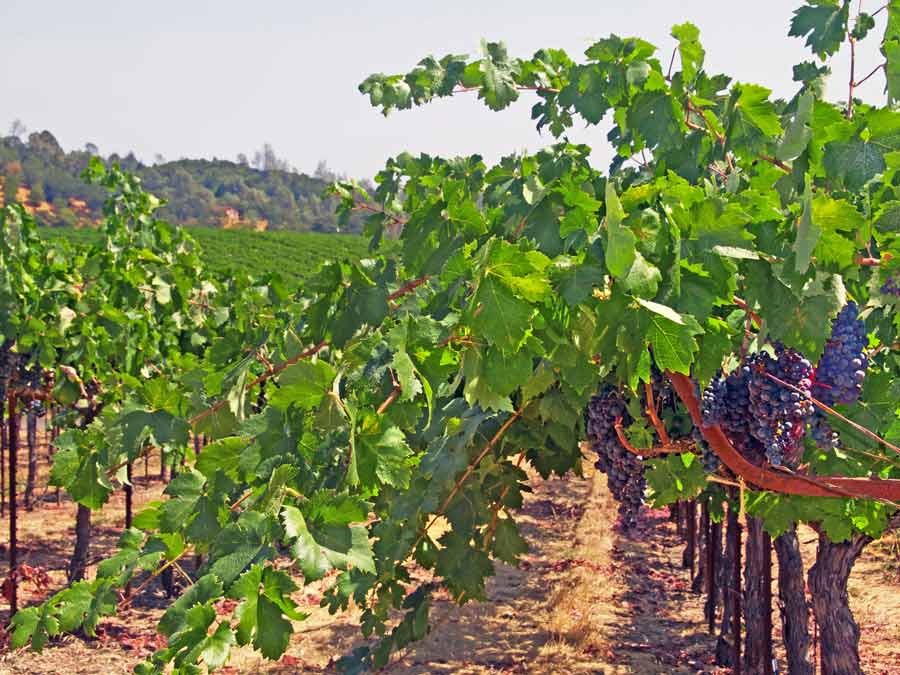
[778,90,815,161]
[789,0,850,58]
[645,453,707,506]
[269,359,335,411]
[354,421,415,489]
[605,182,636,278]
[200,621,235,670]
[645,311,702,374]
[729,83,783,148]
[229,564,305,660]
[671,22,704,82]
[435,531,494,601]
[470,277,534,350]
[491,518,529,565]
[477,41,520,111]
[823,139,886,190]
[195,437,247,480]
[158,574,224,636]
[794,181,819,273]
[282,505,375,581]
[69,454,114,510]
[811,194,864,268]
[10,604,60,652]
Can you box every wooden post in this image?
[124,462,133,529]
[763,529,773,675]
[1,401,6,518]
[7,394,18,614]
[706,511,720,633]
[25,410,37,510]
[731,499,742,675]
[684,500,696,578]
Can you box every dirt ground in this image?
[1,438,899,675]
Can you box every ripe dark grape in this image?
[809,413,839,450]
[701,365,764,463]
[692,427,720,473]
[585,388,645,531]
[28,398,47,418]
[747,345,814,468]
[881,275,900,297]
[812,301,867,407]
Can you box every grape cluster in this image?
[809,413,839,450]
[747,345,815,467]
[881,275,900,297]
[702,364,765,463]
[28,398,47,418]
[585,388,645,530]
[692,427,720,473]
[812,301,867,407]
[804,302,868,450]
[702,345,815,468]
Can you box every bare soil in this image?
[1,437,898,675]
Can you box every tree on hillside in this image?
[252,143,292,172]
[8,119,27,140]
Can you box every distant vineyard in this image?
[40,226,376,283]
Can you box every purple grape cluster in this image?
[702,346,814,468]
[806,302,868,450]
[747,345,815,467]
[585,388,645,530]
[692,427,720,473]
[809,413,839,450]
[27,398,47,418]
[812,301,867,407]
[881,275,900,296]
[701,364,765,463]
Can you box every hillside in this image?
[0,130,366,232]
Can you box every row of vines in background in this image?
[40,225,378,286]
[4,1,900,674]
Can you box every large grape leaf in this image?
[229,564,306,660]
[282,505,375,582]
[789,0,850,58]
[605,182,636,278]
[671,22,704,82]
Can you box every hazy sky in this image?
[0,1,890,179]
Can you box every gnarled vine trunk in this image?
[743,516,772,675]
[706,516,722,634]
[773,525,813,675]
[716,496,741,669]
[68,402,100,583]
[67,503,92,582]
[693,502,708,594]
[807,531,871,675]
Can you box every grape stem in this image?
[351,201,409,226]
[732,296,762,328]
[187,340,329,428]
[643,381,671,444]
[387,276,431,303]
[613,416,693,457]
